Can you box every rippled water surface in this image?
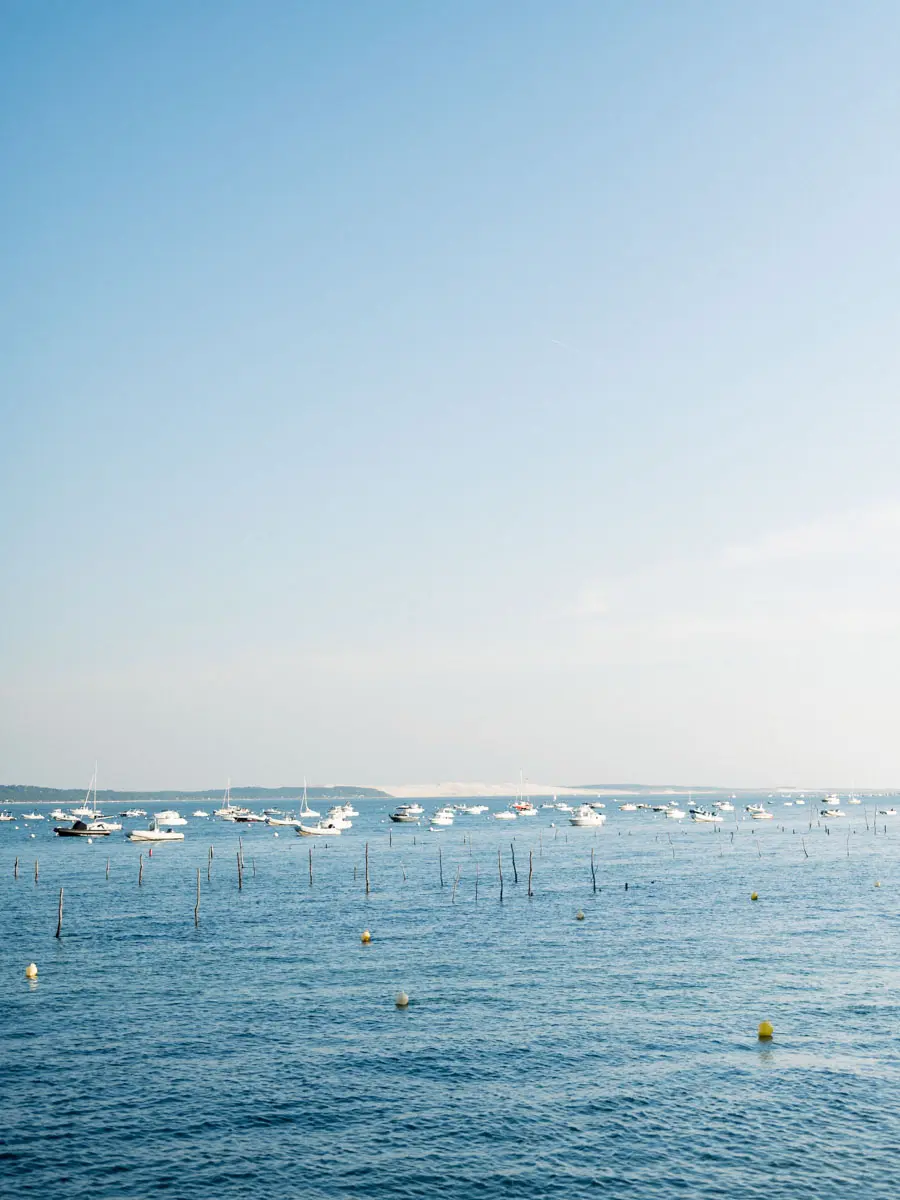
[2,797,899,1198]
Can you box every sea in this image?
[1,794,898,1199]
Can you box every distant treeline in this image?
[0,784,389,804]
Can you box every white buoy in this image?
[25,963,38,979]
[395,991,409,1008]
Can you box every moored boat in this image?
[128,820,185,842]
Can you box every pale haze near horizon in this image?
[3,2,900,792]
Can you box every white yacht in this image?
[619,803,638,812]
[50,809,70,820]
[665,807,687,820]
[715,801,734,812]
[192,810,210,818]
[494,809,517,820]
[297,818,343,836]
[750,809,774,820]
[511,801,538,816]
[690,809,723,824]
[155,810,188,826]
[569,805,606,827]
[429,807,455,827]
[389,805,420,823]
[128,820,185,843]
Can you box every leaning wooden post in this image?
[365,841,370,895]
[451,864,461,903]
[238,837,244,869]
[207,846,212,883]
[138,854,144,887]
[510,843,518,883]
[527,850,533,897]
[194,869,200,927]
[439,847,444,888]
[590,847,597,894]
[236,850,243,890]
[498,848,504,901]
[106,856,110,880]
[55,887,64,938]
[13,856,18,880]
[308,846,313,886]
[34,859,39,884]
[475,862,479,902]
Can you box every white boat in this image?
[690,809,723,824]
[128,820,185,842]
[214,779,249,819]
[405,802,424,815]
[0,812,15,822]
[154,809,187,826]
[569,805,606,827]
[619,803,638,812]
[823,793,841,806]
[192,810,209,818]
[878,808,898,817]
[848,797,861,805]
[457,804,488,815]
[297,818,343,836]
[325,806,352,830]
[554,802,573,812]
[339,803,359,818]
[745,804,766,814]
[50,808,70,820]
[120,808,147,818]
[821,808,846,818]
[22,812,44,820]
[56,818,110,838]
[715,801,734,812]
[494,810,517,820]
[665,808,686,820]
[511,801,538,816]
[750,809,774,820]
[795,799,805,805]
[589,802,606,810]
[72,764,103,819]
[429,807,455,827]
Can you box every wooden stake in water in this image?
[590,847,597,894]
[365,841,370,896]
[510,842,518,883]
[34,859,39,884]
[439,847,444,888]
[56,887,64,938]
[308,846,313,886]
[251,857,256,878]
[451,864,460,903]
[528,850,533,897]
[498,848,504,901]
[237,850,243,890]
[138,854,143,887]
[13,856,18,880]
[194,868,200,927]
[106,856,110,880]
[208,846,213,883]
[475,862,479,903]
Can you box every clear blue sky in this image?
[3,1,900,789]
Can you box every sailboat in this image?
[298,778,319,819]
[72,765,101,818]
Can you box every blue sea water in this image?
[1,796,899,1199]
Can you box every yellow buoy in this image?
[875,881,881,887]
[395,991,409,1008]
[361,929,372,944]
[25,963,38,979]
[576,910,585,921]
[750,892,758,901]
[758,1020,774,1040]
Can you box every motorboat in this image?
[750,809,774,820]
[823,794,841,806]
[589,802,606,810]
[128,820,185,842]
[878,808,898,817]
[21,812,44,820]
[120,808,148,818]
[745,804,766,814]
[389,806,420,823]
[339,804,359,818]
[55,819,111,838]
[192,810,210,818]
[93,818,122,831]
[154,810,188,826]
[266,814,302,827]
[405,802,424,815]
[554,803,573,812]
[619,803,638,812]
[297,819,343,837]
[665,808,686,820]
[325,806,353,830]
[494,810,517,820]
[429,807,455,827]
[0,811,15,822]
[457,804,488,815]
[569,805,606,827]
[715,801,734,812]
[233,811,267,823]
[821,808,846,818]
[690,808,723,824]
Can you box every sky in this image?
[2,0,900,790]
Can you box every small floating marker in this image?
[576,910,585,921]
[273,832,279,838]
[750,892,758,901]
[758,1020,774,1040]
[875,880,881,887]
[25,963,38,979]
[361,929,372,944]
[395,991,409,1008]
